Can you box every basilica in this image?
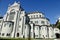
[0,1,60,38]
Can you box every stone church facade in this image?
[0,1,60,38]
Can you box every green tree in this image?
[57,22,60,29]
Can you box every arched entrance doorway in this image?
[17,33,19,37]
[55,33,60,38]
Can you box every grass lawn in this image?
[0,38,33,40]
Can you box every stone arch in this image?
[17,33,19,37]
[55,33,60,38]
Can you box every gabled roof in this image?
[11,1,19,7]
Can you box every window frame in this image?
[41,21,45,25]
[6,33,10,36]
[2,33,4,36]
[8,11,15,20]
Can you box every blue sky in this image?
[0,0,60,24]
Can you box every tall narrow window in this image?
[41,21,45,25]
[17,33,19,37]
[31,16,32,18]
[4,23,6,27]
[2,33,4,36]
[25,26,26,28]
[46,35,47,37]
[35,21,38,23]
[6,33,10,36]
[36,15,38,18]
[9,24,11,27]
[0,21,1,23]
[20,18,21,21]
[39,15,41,17]
[34,15,35,18]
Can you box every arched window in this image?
[39,15,41,17]
[9,24,11,27]
[2,33,4,36]
[8,12,15,20]
[41,21,45,25]
[6,33,10,36]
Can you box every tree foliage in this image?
[57,22,60,29]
